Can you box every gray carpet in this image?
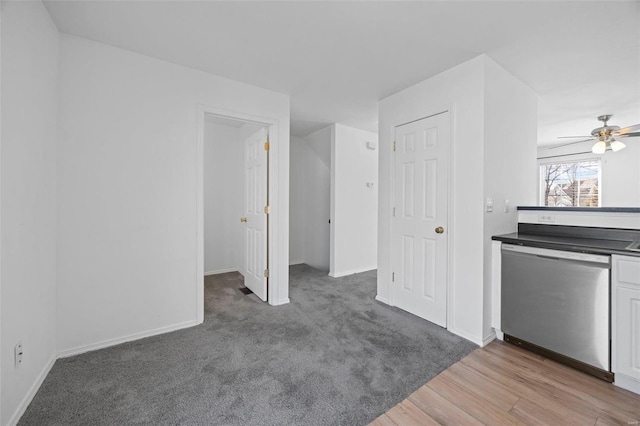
[20,265,476,425]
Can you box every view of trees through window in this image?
[540,160,601,207]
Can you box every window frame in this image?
[537,154,602,207]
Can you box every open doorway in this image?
[203,114,268,300]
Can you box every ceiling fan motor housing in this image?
[591,115,619,138]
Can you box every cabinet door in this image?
[612,255,640,394]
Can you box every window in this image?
[539,159,601,207]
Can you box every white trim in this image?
[482,332,497,347]
[494,329,504,341]
[614,373,640,394]
[197,104,288,313]
[57,320,198,358]
[204,268,238,276]
[328,266,377,278]
[7,355,56,426]
[375,295,391,305]
[447,326,485,346]
[445,105,456,334]
[389,108,453,328]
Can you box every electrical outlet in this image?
[539,215,555,223]
[15,341,23,366]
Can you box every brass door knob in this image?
[240,217,248,223]
[435,226,444,234]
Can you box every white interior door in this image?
[242,127,268,301]
[392,112,450,327]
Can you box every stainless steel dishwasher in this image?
[501,244,612,381]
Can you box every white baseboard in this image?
[289,260,304,266]
[329,265,377,278]
[447,326,485,347]
[204,268,238,276]
[494,329,504,341]
[270,298,290,306]
[482,332,497,347]
[8,355,56,426]
[614,373,640,395]
[57,320,199,358]
[375,295,391,305]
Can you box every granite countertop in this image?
[492,232,640,258]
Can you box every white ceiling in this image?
[43,1,640,144]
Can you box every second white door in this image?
[392,112,450,327]
[243,127,268,301]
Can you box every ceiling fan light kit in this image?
[592,140,607,154]
[555,114,640,153]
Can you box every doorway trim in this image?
[196,104,289,324]
[386,106,456,330]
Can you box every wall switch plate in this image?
[504,199,510,213]
[486,198,493,213]
[15,341,23,366]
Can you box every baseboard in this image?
[375,295,391,305]
[289,260,304,266]
[204,268,238,276]
[57,320,199,358]
[329,266,377,278]
[8,354,56,426]
[494,329,504,341]
[447,326,484,346]
[270,298,290,306]
[614,373,640,395]
[482,332,497,347]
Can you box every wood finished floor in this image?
[372,340,640,425]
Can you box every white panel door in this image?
[243,128,268,301]
[392,112,449,326]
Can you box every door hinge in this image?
[264,205,270,214]
[264,141,270,151]
[392,272,395,282]
[393,141,396,152]
[264,268,269,278]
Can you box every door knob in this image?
[240,217,247,223]
[435,226,444,234]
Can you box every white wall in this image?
[1,2,59,424]
[330,124,378,277]
[378,55,537,346]
[288,128,331,271]
[537,139,640,207]
[203,121,243,275]
[289,136,307,265]
[482,58,538,340]
[56,34,290,355]
[301,127,331,271]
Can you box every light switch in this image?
[504,199,510,213]
[486,198,493,213]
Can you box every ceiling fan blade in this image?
[557,136,593,139]
[615,124,640,138]
[549,138,595,149]
[616,131,640,138]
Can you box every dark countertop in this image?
[492,232,640,258]
[517,206,640,213]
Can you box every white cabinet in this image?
[612,255,640,394]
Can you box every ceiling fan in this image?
[553,115,640,153]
